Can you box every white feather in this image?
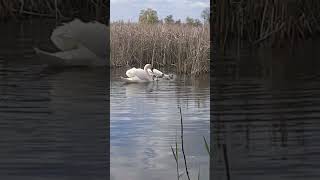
[35,18,107,66]
[121,64,153,83]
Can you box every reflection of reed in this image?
[223,144,231,180]
[212,75,320,179]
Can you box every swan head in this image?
[144,64,152,71]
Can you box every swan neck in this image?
[144,67,152,80]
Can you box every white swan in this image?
[147,68,163,78]
[34,18,108,67]
[121,64,153,83]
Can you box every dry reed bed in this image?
[111,23,210,75]
[0,0,106,20]
[215,0,320,49]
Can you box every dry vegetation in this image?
[215,0,320,49]
[111,22,210,75]
[0,0,107,22]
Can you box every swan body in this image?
[34,18,108,67]
[121,64,153,83]
[126,67,137,78]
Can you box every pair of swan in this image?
[121,64,173,83]
[34,19,108,67]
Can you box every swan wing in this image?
[120,76,145,83]
[34,45,105,66]
[152,69,164,77]
[134,68,152,81]
[34,47,66,66]
[51,18,108,59]
[126,67,137,78]
[147,68,154,75]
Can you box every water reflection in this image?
[212,45,320,180]
[111,69,210,180]
[0,20,108,179]
[123,83,156,97]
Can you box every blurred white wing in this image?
[34,44,104,66]
[126,67,137,78]
[51,19,108,58]
[35,18,108,66]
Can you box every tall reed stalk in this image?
[214,0,320,49]
[171,107,211,180]
[0,0,107,22]
[110,22,210,75]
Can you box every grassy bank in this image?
[110,22,210,75]
[214,0,320,49]
[0,0,107,23]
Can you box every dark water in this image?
[0,20,108,179]
[111,69,210,180]
[212,44,320,180]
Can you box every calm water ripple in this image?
[111,69,209,180]
[212,58,320,180]
[0,20,108,180]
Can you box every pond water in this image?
[111,69,210,180]
[0,19,210,180]
[212,44,320,180]
[0,20,108,179]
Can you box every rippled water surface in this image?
[111,69,210,180]
[0,20,108,179]
[212,48,320,180]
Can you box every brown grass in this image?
[214,0,320,49]
[110,22,210,75]
[0,0,107,22]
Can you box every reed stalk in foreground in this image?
[110,22,210,75]
[179,107,191,180]
[171,107,211,180]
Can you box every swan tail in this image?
[34,46,102,66]
[120,76,135,83]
